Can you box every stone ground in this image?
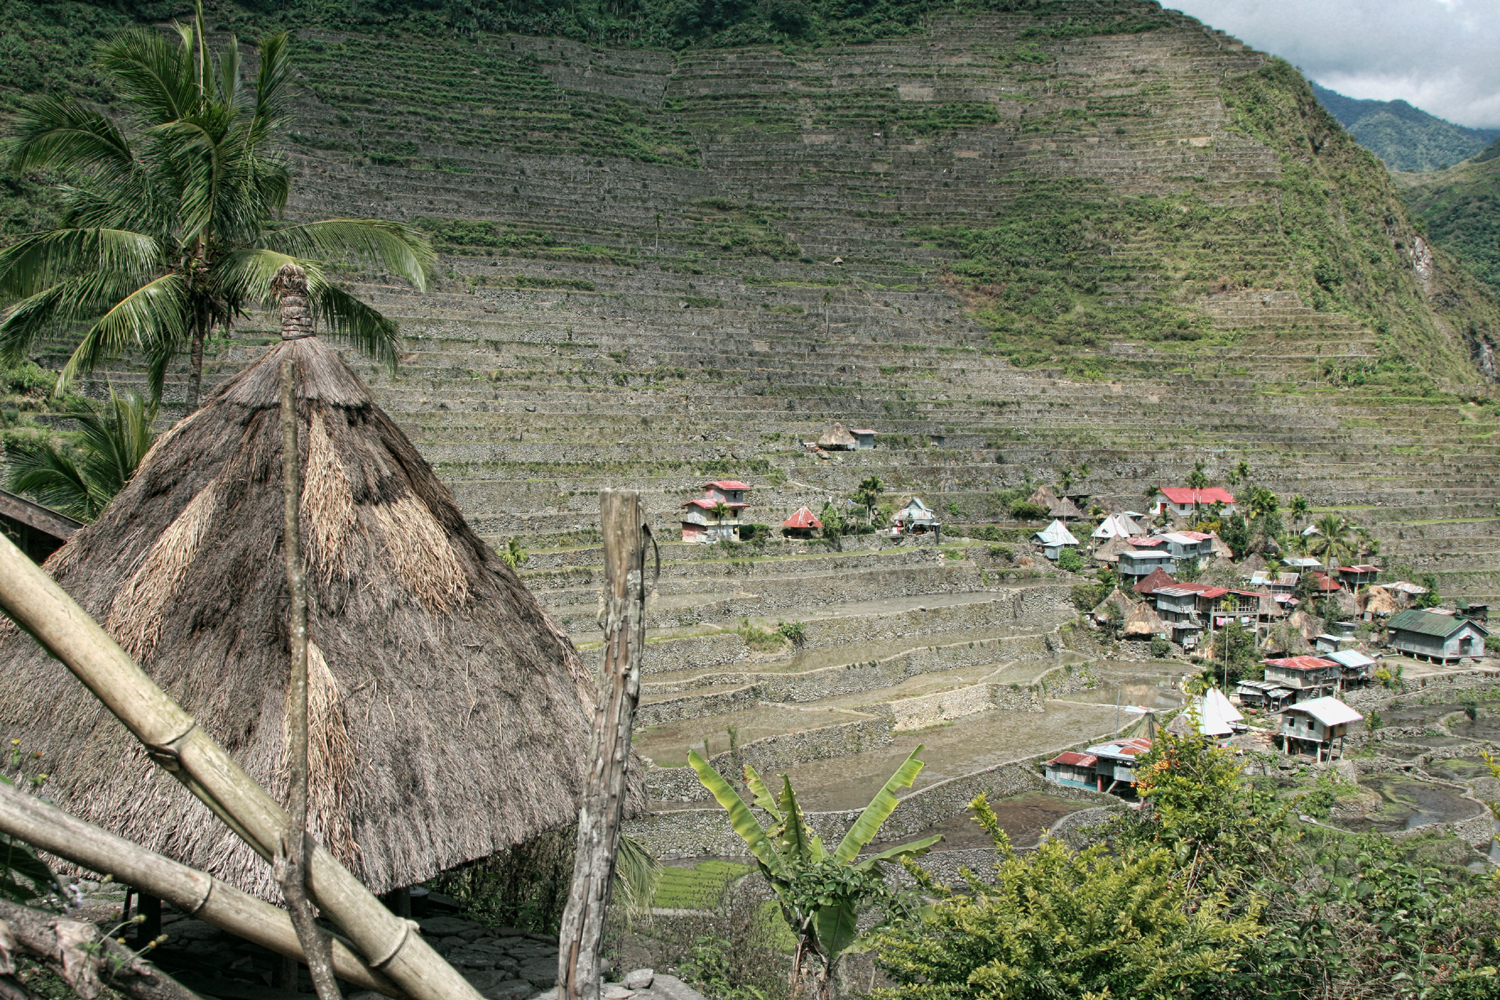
[66,886,696,1000]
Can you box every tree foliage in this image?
[4,387,154,519]
[0,4,434,407]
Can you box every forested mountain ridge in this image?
[4,0,1500,603]
[1311,82,1500,173]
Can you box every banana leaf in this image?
[689,750,782,874]
[853,833,942,871]
[776,775,826,864]
[833,745,926,864]
[813,901,859,958]
[743,764,783,821]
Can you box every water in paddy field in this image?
[1445,710,1500,741]
[1340,775,1483,834]
[770,700,1121,813]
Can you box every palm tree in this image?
[4,388,155,519]
[711,500,730,539]
[1307,514,1356,570]
[1288,494,1309,525]
[853,475,882,522]
[0,5,433,409]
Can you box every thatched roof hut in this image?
[1049,496,1087,521]
[1093,535,1133,565]
[1361,585,1400,617]
[1090,588,1137,623]
[1122,601,1167,638]
[1028,485,1059,511]
[0,266,624,900]
[817,422,857,450]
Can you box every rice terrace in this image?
[1,1,1500,999]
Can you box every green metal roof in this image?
[1387,609,1489,638]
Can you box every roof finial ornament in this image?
[273,263,315,341]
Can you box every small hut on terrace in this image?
[817,422,857,451]
[1049,495,1088,521]
[1093,535,1133,565]
[1122,601,1167,639]
[0,266,628,901]
[1090,587,1137,626]
[782,505,823,538]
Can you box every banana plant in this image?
[687,745,940,1000]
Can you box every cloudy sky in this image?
[1165,0,1500,129]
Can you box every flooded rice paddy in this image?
[1337,775,1483,834]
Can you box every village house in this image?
[1092,512,1143,541]
[1248,570,1300,596]
[681,480,751,543]
[781,506,823,538]
[1156,530,1216,560]
[1152,583,1208,650]
[1280,696,1362,762]
[850,428,876,450]
[1119,538,1176,582]
[1337,564,1380,590]
[817,422,857,450]
[1034,518,1081,560]
[1152,486,1237,518]
[1458,600,1489,624]
[1236,679,1297,713]
[1197,586,1262,624]
[1262,656,1341,701]
[1385,609,1490,664]
[894,497,940,536]
[1043,750,1099,790]
[1132,566,1180,596]
[1283,556,1325,574]
[1324,648,1377,687]
[1083,737,1155,794]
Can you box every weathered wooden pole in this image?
[557,491,649,1000]
[0,784,402,997]
[0,532,486,1000]
[277,356,342,1000]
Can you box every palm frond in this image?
[4,439,103,520]
[612,835,661,924]
[214,248,327,304]
[0,229,162,301]
[0,271,166,364]
[97,27,199,126]
[312,283,402,373]
[4,96,135,180]
[261,219,435,290]
[57,272,191,393]
[249,32,294,143]
[217,34,242,108]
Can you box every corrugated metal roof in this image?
[1197,586,1230,599]
[782,506,823,529]
[1048,751,1098,767]
[684,498,748,510]
[1158,487,1235,505]
[1388,609,1488,637]
[1127,537,1165,547]
[705,480,751,490]
[1339,564,1379,574]
[1265,656,1338,671]
[1326,649,1375,668]
[1287,696,1363,727]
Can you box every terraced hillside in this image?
[10,0,1500,837]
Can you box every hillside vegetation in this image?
[1397,154,1500,308]
[1312,82,1500,173]
[4,0,1500,605]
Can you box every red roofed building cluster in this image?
[681,480,751,543]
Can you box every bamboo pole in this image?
[557,491,649,1000]
[0,533,484,1000]
[278,357,343,999]
[0,784,401,997]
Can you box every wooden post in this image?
[0,532,485,1000]
[557,491,648,1000]
[277,358,341,1000]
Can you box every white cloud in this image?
[1165,0,1500,128]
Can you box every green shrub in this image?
[775,620,805,645]
[1009,500,1049,521]
[1150,635,1172,659]
[1055,546,1083,572]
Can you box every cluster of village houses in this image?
[667,449,1493,791]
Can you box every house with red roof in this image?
[781,505,823,538]
[1043,751,1099,790]
[681,480,752,543]
[1262,656,1340,700]
[1132,566,1179,596]
[1152,486,1237,518]
[1337,564,1380,590]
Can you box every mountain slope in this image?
[1311,82,1500,172]
[4,0,1500,605]
[1396,153,1500,309]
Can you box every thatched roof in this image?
[0,265,627,901]
[1361,585,1400,617]
[1122,601,1167,637]
[1049,496,1087,521]
[817,422,857,450]
[1090,588,1137,621]
[1028,485,1058,510]
[1093,535,1133,564]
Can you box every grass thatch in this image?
[0,279,637,900]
